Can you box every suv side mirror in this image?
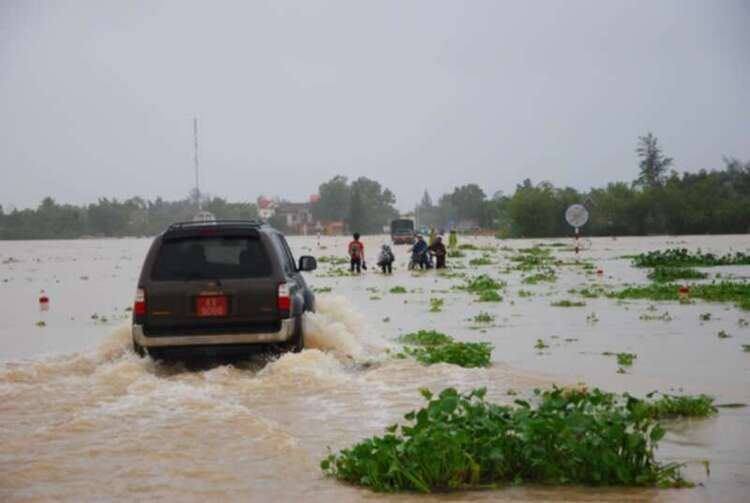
[298,255,317,272]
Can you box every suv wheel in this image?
[132,338,146,357]
[283,315,304,353]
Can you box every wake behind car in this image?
[131,220,317,359]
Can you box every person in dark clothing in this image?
[410,235,430,270]
[429,235,447,269]
[377,244,395,274]
[348,233,365,273]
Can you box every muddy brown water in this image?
[1,235,748,502]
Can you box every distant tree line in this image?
[1,134,748,239]
[0,192,258,239]
[415,134,750,237]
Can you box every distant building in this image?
[258,195,325,235]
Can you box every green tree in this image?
[313,175,350,222]
[636,132,673,188]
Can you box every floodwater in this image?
[0,235,748,502]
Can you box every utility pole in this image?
[193,117,201,210]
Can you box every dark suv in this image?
[131,220,317,358]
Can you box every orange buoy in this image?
[39,290,49,310]
[678,286,690,301]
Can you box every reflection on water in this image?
[0,235,748,501]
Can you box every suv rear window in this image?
[151,236,273,280]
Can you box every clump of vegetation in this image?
[534,339,549,350]
[647,267,708,283]
[699,313,711,321]
[321,386,691,492]
[610,282,750,310]
[603,351,637,366]
[458,243,478,250]
[644,392,718,419]
[738,318,749,327]
[569,286,608,298]
[429,297,444,312]
[469,255,493,266]
[551,300,586,307]
[36,320,46,327]
[317,255,349,265]
[404,342,493,368]
[639,311,673,322]
[462,274,505,292]
[390,286,408,294]
[447,249,465,258]
[398,330,492,368]
[472,311,495,323]
[742,345,750,352]
[517,289,533,297]
[586,312,600,323]
[633,248,750,268]
[398,330,453,346]
[522,267,557,285]
[617,353,637,366]
[313,286,333,293]
[477,290,503,303]
[717,330,731,339]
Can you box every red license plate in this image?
[196,295,227,317]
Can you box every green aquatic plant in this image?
[647,267,708,283]
[458,243,478,250]
[586,312,599,324]
[617,353,637,366]
[717,330,731,339]
[398,330,453,346]
[633,249,750,268]
[534,338,549,350]
[477,290,503,302]
[551,300,586,307]
[468,255,493,266]
[317,255,349,265]
[472,311,495,323]
[36,320,46,327]
[517,289,533,297]
[639,311,673,321]
[313,286,333,293]
[429,297,444,312]
[321,386,691,492]
[609,282,750,310]
[644,392,718,419]
[447,249,465,258]
[738,318,749,327]
[390,286,408,294]
[462,274,506,292]
[404,341,493,368]
[699,313,711,321]
[522,267,557,285]
[742,345,750,352]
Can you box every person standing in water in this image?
[377,244,395,274]
[448,229,458,249]
[429,235,447,269]
[410,235,430,270]
[348,233,365,274]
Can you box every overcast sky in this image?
[1,0,748,212]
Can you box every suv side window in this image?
[272,234,296,274]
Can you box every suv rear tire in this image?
[133,338,146,357]
[282,315,304,353]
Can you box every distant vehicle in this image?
[131,220,317,359]
[390,218,415,245]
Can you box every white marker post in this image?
[565,204,590,256]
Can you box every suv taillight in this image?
[134,288,146,317]
[278,283,291,317]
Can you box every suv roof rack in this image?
[166,219,267,232]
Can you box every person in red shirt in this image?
[348,233,366,273]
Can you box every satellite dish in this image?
[565,204,589,229]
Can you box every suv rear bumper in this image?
[132,319,295,348]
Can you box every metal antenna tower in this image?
[193,117,201,210]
